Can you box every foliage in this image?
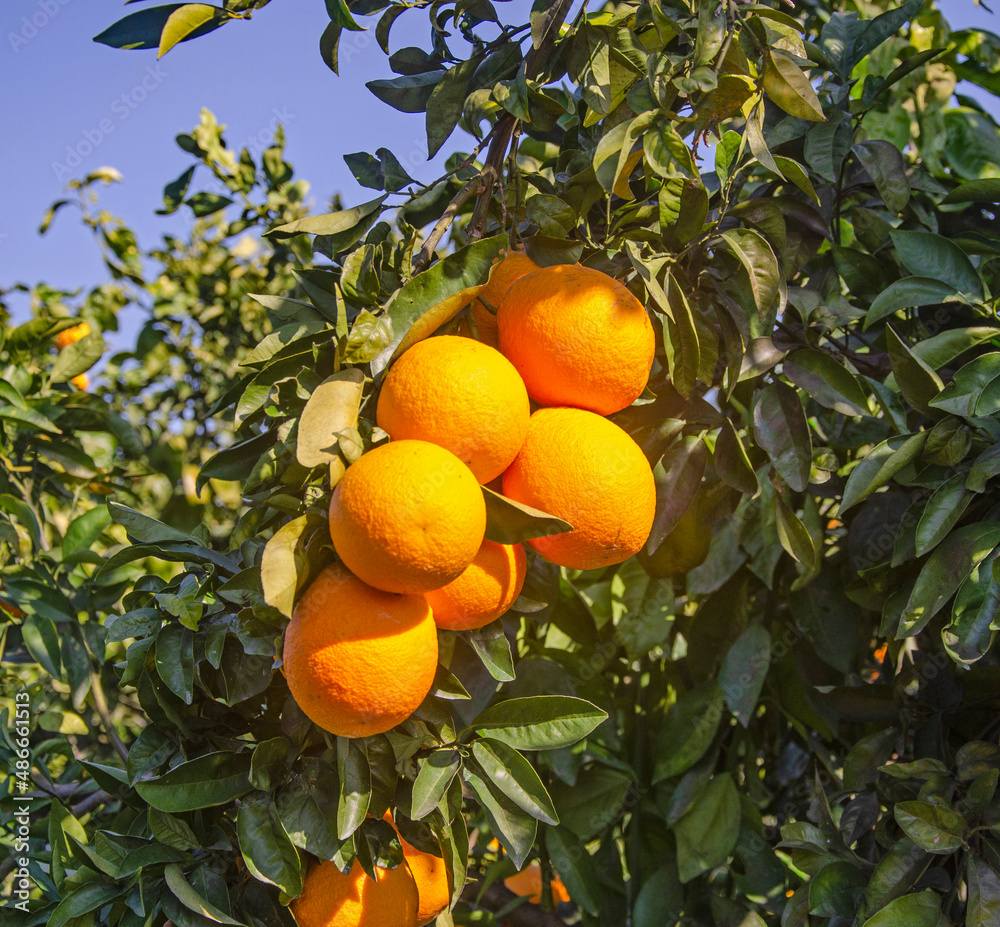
[5,1,1000,925]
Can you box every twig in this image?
[468,0,575,240]
[461,881,568,926]
[412,174,485,272]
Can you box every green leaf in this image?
[674,774,741,883]
[158,4,224,58]
[890,230,985,298]
[899,524,1000,638]
[893,801,967,854]
[943,178,1000,204]
[544,827,601,916]
[809,861,868,917]
[296,369,365,469]
[337,738,371,840]
[135,752,252,812]
[633,864,684,927]
[411,750,462,820]
[929,353,1000,418]
[967,856,1000,927]
[49,882,124,927]
[155,624,195,704]
[94,3,224,49]
[719,229,783,318]
[853,141,910,213]
[372,234,507,375]
[915,474,973,557]
[426,56,483,158]
[865,277,959,330]
[715,419,759,495]
[0,494,43,552]
[944,557,1000,666]
[653,680,724,782]
[886,326,944,412]
[753,381,812,492]
[261,515,322,618]
[783,349,869,416]
[267,195,386,241]
[51,332,105,383]
[470,696,607,751]
[719,625,771,727]
[367,71,442,114]
[482,486,573,545]
[63,507,112,556]
[274,758,344,861]
[763,48,825,121]
[647,436,706,552]
[471,739,559,825]
[850,0,926,71]
[866,837,930,912]
[163,864,243,925]
[463,761,537,868]
[238,794,303,895]
[0,404,60,433]
[108,501,193,545]
[546,764,633,841]
[841,432,927,512]
[466,623,515,682]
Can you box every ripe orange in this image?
[283,564,438,738]
[502,408,655,570]
[329,440,486,594]
[497,263,655,415]
[383,814,450,926]
[424,540,526,631]
[469,250,540,348]
[376,336,530,484]
[54,321,90,349]
[70,373,89,391]
[291,857,418,927]
[504,862,571,905]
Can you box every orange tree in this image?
[5,1,1000,925]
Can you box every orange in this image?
[383,814,450,926]
[376,336,530,484]
[502,408,655,570]
[291,857,418,927]
[70,373,89,391]
[424,540,526,630]
[469,250,540,348]
[283,564,438,738]
[504,863,571,906]
[497,263,655,415]
[54,321,90,349]
[329,440,486,594]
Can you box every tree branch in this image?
[468,0,576,239]
[90,670,129,763]
[412,173,485,272]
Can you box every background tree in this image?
[5,1,1000,926]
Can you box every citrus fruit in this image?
[376,336,530,483]
[497,263,655,415]
[424,539,526,631]
[469,250,540,348]
[502,407,655,569]
[291,857,418,927]
[383,814,450,926]
[503,862,571,905]
[283,564,438,737]
[329,440,486,594]
[54,321,90,349]
[70,373,89,391]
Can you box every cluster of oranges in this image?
[54,321,92,390]
[284,253,657,927]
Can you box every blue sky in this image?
[1,0,997,325]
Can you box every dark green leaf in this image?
[470,696,606,751]
[482,486,573,545]
[674,774,741,883]
[753,381,812,492]
[135,752,251,812]
[653,680,724,782]
[471,738,559,825]
[841,433,928,512]
[237,794,302,895]
[719,625,771,727]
